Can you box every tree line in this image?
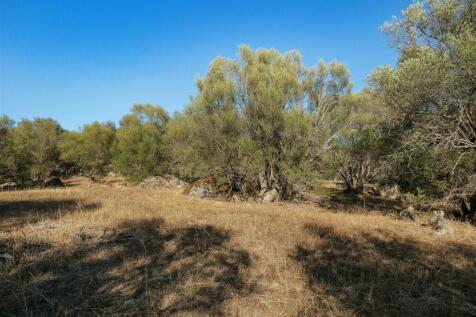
[1,0,474,211]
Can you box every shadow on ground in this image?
[291,224,476,316]
[1,219,255,316]
[0,200,100,228]
[313,192,403,214]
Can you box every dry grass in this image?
[1,177,475,316]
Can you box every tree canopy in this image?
[1,0,474,217]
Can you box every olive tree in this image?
[0,115,15,183]
[166,58,248,195]
[115,104,170,180]
[237,45,308,198]
[10,118,62,182]
[325,91,388,194]
[373,0,475,213]
[59,121,116,179]
[168,46,313,199]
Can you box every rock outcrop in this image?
[398,206,418,221]
[262,188,279,203]
[188,184,216,198]
[139,175,186,189]
[429,210,452,236]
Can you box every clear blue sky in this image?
[0,0,412,130]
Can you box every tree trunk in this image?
[341,171,364,194]
[258,172,268,192]
[461,192,476,222]
[262,160,291,200]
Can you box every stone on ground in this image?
[429,210,452,236]
[262,188,279,203]
[189,184,216,198]
[139,175,186,189]
[398,206,418,221]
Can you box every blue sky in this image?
[0,0,412,130]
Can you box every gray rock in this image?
[166,176,186,188]
[435,222,452,236]
[139,175,186,189]
[262,188,279,203]
[139,176,170,189]
[429,210,445,225]
[398,206,418,221]
[429,211,452,236]
[231,194,242,202]
[189,185,215,198]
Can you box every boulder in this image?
[44,177,64,188]
[139,176,171,189]
[429,210,452,236]
[139,175,186,189]
[166,175,186,188]
[434,222,452,236]
[184,178,216,198]
[398,206,418,221]
[189,184,216,198]
[262,188,279,203]
[231,194,243,202]
[429,210,445,225]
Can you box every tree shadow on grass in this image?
[314,192,403,214]
[1,219,255,316]
[0,200,101,228]
[291,224,476,316]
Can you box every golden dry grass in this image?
[1,178,475,316]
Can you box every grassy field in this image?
[1,178,476,316]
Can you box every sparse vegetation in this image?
[1,0,475,315]
[1,181,475,316]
